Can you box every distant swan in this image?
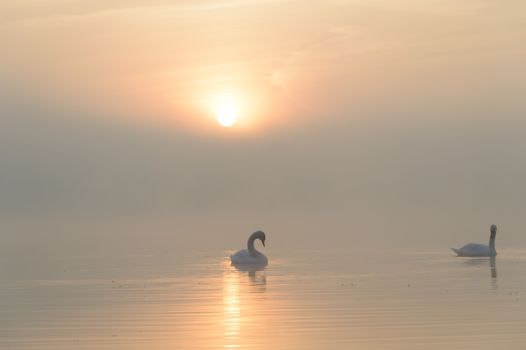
[231,230,268,266]
[451,224,497,257]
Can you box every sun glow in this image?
[201,89,265,132]
[216,102,239,127]
[212,93,242,128]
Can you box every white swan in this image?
[230,230,268,266]
[451,224,497,257]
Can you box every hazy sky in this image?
[1,1,526,260]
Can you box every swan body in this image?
[451,224,497,257]
[451,243,494,257]
[231,230,268,266]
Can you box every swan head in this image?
[490,224,497,239]
[253,230,266,247]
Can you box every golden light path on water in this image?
[223,266,240,349]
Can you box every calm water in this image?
[1,248,526,349]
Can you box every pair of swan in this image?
[451,224,497,257]
[231,224,499,266]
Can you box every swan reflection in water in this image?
[489,257,498,291]
[462,256,498,279]
[464,256,497,278]
[461,256,498,291]
[490,256,497,279]
[231,262,267,292]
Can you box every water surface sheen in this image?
[1,249,526,349]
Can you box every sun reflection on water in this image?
[221,259,269,349]
[223,265,241,349]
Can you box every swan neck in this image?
[247,234,258,257]
[489,234,496,255]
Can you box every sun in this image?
[216,103,239,127]
[213,94,240,128]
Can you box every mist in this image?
[2,92,526,265]
[1,0,526,266]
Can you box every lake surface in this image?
[2,248,526,349]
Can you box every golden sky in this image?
[3,0,525,132]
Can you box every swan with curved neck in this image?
[451,224,497,257]
[230,230,268,266]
